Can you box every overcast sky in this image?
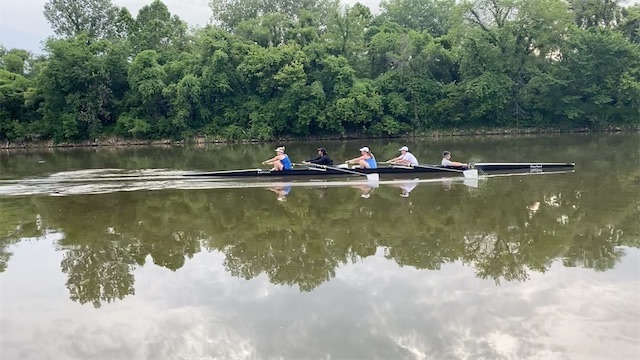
[1,0,638,53]
[0,0,381,53]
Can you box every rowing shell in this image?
[183,162,575,178]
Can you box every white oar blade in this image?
[463,169,479,179]
[366,173,380,182]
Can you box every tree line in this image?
[0,0,639,143]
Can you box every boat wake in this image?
[0,168,574,197]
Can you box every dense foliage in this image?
[1,0,639,143]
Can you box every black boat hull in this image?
[183,163,575,178]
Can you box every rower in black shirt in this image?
[302,147,334,166]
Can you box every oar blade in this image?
[463,169,479,179]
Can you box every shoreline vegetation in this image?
[2,125,638,149]
[1,0,639,149]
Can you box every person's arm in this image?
[263,154,284,165]
[304,156,322,164]
[442,159,468,167]
[346,155,365,164]
[262,155,277,165]
[386,155,402,163]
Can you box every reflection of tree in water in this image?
[60,238,136,308]
[464,233,530,283]
[221,233,341,292]
[0,157,638,305]
[563,229,627,272]
[0,199,46,273]
[23,192,208,307]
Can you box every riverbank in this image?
[2,125,638,149]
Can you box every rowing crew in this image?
[262,146,469,171]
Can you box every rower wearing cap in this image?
[303,147,334,166]
[345,146,377,169]
[262,146,292,171]
[386,146,418,166]
[441,151,469,168]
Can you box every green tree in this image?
[323,2,373,74]
[209,0,336,31]
[1,49,31,75]
[128,0,189,58]
[620,4,640,43]
[380,0,455,37]
[452,0,574,125]
[119,50,168,137]
[0,70,31,140]
[236,12,293,47]
[43,0,126,39]
[540,28,640,126]
[568,0,624,29]
[38,35,128,141]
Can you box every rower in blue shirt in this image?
[262,146,292,171]
[345,146,377,169]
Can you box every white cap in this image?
[359,147,370,152]
[399,146,409,152]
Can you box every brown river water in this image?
[0,133,638,359]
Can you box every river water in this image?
[0,134,638,359]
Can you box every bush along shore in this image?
[1,0,639,147]
[2,125,638,149]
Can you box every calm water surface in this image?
[0,134,639,359]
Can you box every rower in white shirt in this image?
[386,146,419,166]
[441,151,469,168]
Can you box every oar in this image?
[294,162,327,172]
[412,164,478,179]
[380,161,413,169]
[299,162,379,181]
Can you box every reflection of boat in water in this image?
[389,178,420,197]
[183,162,575,178]
[267,183,292,202]
[0,168,575,197]
[463,178,479,188]
[351,180,380,199]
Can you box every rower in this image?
[262,146,292,171]
[386,146,418,166]
[345,147,377,169]
[441,151,469,168]
[302,147,334,166]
